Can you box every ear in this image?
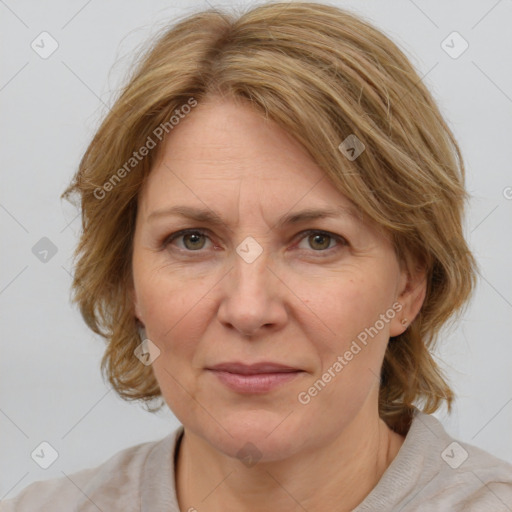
[129,285,144,326]
[389,263,427,337]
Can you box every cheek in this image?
[139,272,216,423]
[295,269,394,349]
[134,265,219,377]
[295,270,395,399]
[134,256,215,338]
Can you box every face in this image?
[132,97,421,462]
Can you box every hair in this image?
[62,1,477,432]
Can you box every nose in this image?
[217,251,288,338]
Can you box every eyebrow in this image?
[147,204,361,229]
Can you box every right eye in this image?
[163,229,213,252]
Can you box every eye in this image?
[162,228,348,255]
[295,230,347,254]
[164,229,212,251]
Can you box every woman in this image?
[2,2,511,511]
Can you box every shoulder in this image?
[403,411,512,511]
[0,428,181,512]
[427,434,512,511]
[357,410,512,512]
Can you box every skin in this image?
[131,96,427,511]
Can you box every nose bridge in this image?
[218,239,285,335]
[232,241,273,310]
[233,242,271,295]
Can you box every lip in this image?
[207,361,303,393]
[208,361,301,374]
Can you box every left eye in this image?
[297,231,342,251]
[163,229,346,253]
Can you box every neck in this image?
[175,406,405,512]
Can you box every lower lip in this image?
[208,370,302,393]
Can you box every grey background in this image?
[1,0,511,498]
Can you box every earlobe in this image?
[134,303,143,324]
[130,287,144,325]
[390,267,427,337]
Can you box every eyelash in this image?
[161,228,348,257]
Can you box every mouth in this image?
[206,361,304,393]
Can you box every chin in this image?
[195,409,307,463]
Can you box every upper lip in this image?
[208,362,301,374]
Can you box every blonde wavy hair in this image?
[62,1,477,432]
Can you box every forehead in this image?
[158,97,322,180]
[141,98,360,216]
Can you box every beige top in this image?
[1,409,512,511]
